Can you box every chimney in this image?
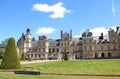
[61,30,63,39]
[26,27,30,34]
[100,32,103,40]
[117,27,119,31]
[70,30,72,39]
[22,33,24,36]
[101,33,103,37]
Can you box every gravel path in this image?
[20,60,58,64]
[0,72,120,79]
[41,74,120,79]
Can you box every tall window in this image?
[27,54,29,58]
[90,46,92,51]
[43,48,45,52]
[114,45,116,49]
[39,54,40,57]
[84,46,86,51]
[101,53,105,58]
[108,52,112,58]
[94,46,96,51]
[49,48,51,53]
[57,48,59,52]
[101,46,103,50]
[31,54,33,57]
[64,42,66,46]
[39,48,41,52]
[61,42,63,46]
[108,45,110,50]
[95,53,98,58]
[89,39,92,43]
[35,54,37,58]
[84,40,86,44]
[53,48,55,52]
[68,42,69,46]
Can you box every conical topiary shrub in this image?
[0,37,21,69]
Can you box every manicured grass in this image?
[22,59,120,75]
[0,74,119,79]
[0,59,120,79]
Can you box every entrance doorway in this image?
[95,53,98,59]
[101,53,105,58]
[108,52,112,58]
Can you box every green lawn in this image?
[22,59,120,75]
[0,59,120,79]
[0,74,119,79]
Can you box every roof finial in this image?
[26,27,30,34]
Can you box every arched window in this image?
[101,53,105,58]
[49,48,51,53]
[84,46,86,51]
[31,54,33,57]
[57,48,59,52]
[84,40,86,44]
[39,54,40,57]
[53,48,55,52]
[114,45,116,49]
[108,45,110,50]
[90,46,92,51]
[101,46,103,50]
[95,53,98,59]
[108,52,112,58]
[35,54,37,57]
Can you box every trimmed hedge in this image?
[14,70,40,75]
[0,38,21,69]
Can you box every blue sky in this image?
[0,0,120,42]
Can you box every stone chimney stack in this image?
[99,32,103,40]
[70,30,72,39]
[101,33,103,37]
[26,27,30,34]
[117,27,119,31]
[61,30,63,39]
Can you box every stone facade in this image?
[17,27,120,60]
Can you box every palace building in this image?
[17,26,120,60]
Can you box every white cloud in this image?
[112,0,120,16]
[74,35,81,38]
[112,2,116,16]
[90,27,108,36]
[35,27,56,35]
[111,26,116,31]
[116,4,120,15]
[90,26,117,36]
[32,2,71,19]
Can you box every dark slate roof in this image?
[48,39,59,46]
[31,41,38,47]
[32,37,36,41]
[0,44,7,48]
[18,34,26,42]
